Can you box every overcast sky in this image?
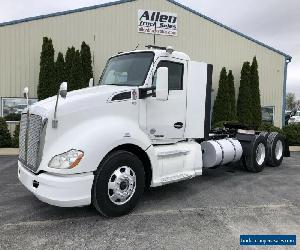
[0,0,299,98]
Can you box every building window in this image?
[1,97,38,121]
[261,106,275,125]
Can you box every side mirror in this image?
[53,82,67,128]
[59,82,67,98]
[156,67,168,101]
[89,78,94,88]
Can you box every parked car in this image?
[288,111,300,124]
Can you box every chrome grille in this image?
[19,114,28,164]
[19,113,46,172]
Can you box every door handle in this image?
[174,122,183,129]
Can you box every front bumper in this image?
[18,161,94,207]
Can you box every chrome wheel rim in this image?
[275,140,283,160]
[256,143,266,165]
[108,166,136,205]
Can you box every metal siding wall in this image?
[0,0,285,127]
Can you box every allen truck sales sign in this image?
[138,9,178,36]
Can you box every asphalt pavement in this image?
[0,154,299,250]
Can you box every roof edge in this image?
[0,0,136,28]
[167,0,292,60]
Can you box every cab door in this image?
[146,58,187,140]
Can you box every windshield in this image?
[100,52,154,86]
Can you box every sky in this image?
[0,0,299,98]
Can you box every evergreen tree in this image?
[250,56,262,129]
[237,62,252,127]
[227,70,237,120]
[37,37,55,100]
[11,124,20,148]
[69,50,84,91]
[65,46,76,85]
[0,117,11,148]
[212,67,230,124]
[54,52,66,94]
[80,42,93,87]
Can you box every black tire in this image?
[92,150,145,217]
[266,132,285,167]
[243,134,267,173]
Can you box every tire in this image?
[243,134,267,173]
[266,132,285,167]
[92,150,145,217]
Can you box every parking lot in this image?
[0,154,299,249]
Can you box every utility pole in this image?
[153,22,157,46]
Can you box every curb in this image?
[289,146,300,152]
[0,148,19,156]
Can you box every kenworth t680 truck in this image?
[18,46,287,217]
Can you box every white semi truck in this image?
[18,46,287,217]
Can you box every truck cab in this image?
[17,46,285,217]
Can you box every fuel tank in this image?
[201,138,243,168]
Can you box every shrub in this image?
[250,57,262,129]
[4,113,21,122]
[11,124,20,148]
[81,41,93,87]
[283,124,300,146]
[65,46,76,85]
[258,123,284,135]
[227,70,237,121]
[237,62,252,127]
[212,67,230,124]
[69,50,84,91]
[212,120,239,129]
[38,37,56,100]
[0,117,11,148]
[55,52,66,93]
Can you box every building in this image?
[0,0,291,128]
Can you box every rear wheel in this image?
[266,132,285,167]
[92,150,145,217]
[243,135,267,173]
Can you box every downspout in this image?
[282,57,292,127]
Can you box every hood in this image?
[29,85,133,117]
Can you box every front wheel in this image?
[92,150,145,217]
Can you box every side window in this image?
[153,61,184,90]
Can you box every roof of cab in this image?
[116,49,191,61]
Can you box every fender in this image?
[38,116,153,175]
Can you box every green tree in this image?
[54,52,66,93]
[237,62,252,127]
[227,70,237,120]
[286,92,296,110]
[69,50,84,91]
[11,124,20,148]
[65,46,76,85]
[250,56,262,129]
[212,67,230,124]
[37,37,55,100]
[0,117,11,148]
[80,42,93,87]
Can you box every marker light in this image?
[166,46,174,54]
[48,149,84,169]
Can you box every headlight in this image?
[48,149,84,169]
